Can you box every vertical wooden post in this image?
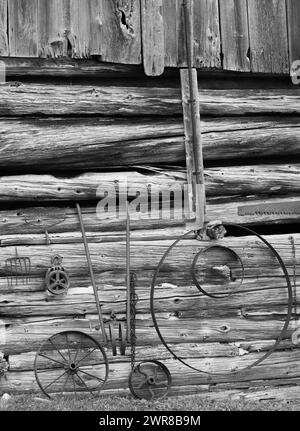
[181,0,205,229]
[180,69,205,228]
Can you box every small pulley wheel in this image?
[129,360,171,400]
[45,255,70,295]
[34,331,109,399]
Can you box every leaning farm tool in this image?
[5,247,31,287]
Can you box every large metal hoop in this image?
[150,224,293,375]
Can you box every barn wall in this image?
[1,0,300,75]
[0,56,299,400]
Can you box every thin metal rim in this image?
[191,245,245,299]
[34,330,109,399]
[150,223,293,376]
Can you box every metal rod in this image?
[76,203,107,344]
[126,201,131,342]
[183,0,206,227]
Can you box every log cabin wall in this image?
[0,0,300,401]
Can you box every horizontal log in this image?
[0,165,299,202]
[8,338,297,371]
[0,233,298,280]
[0,314,296,355]
[0,279,296,317]
[0,84,299,116]
[1,196,300,240]
[2,350,300,395]
[1,117,300,173]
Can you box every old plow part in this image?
[129,360,172,401]
[5,247,31,287]
[34,331,109,399]
[150,223,293,376]
[107,322,127,357]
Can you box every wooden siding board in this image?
[0,0,8,56]
[287,0,300,65]
[98,0,141,64]
[193,0,221,69]
[141,0,165,75]
[219,0,250,72]
[247,0,289,74]
[8,0,38,57]
[38,0,70,58]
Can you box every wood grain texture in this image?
[0,0,8,56]
[98,0,141,64]
[8,0,38,57]
[193,0,221,68]
[1,84,300,116]
[0,116,300,174]
[0,164,298,202]
[219,0,250,72]
[247,0,289,73]
[141,0,165,75]
[287,0,300,65]
[38,0,70,58]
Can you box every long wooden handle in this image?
[76,202,107,344]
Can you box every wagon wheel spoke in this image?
[49,338,68,363]
[76,347,98,367]
[137,364,148,379]
[65,333,72,361]
[74,372,95,396]
[71,373,77,400]
[78,369,105,383]
[62,372,71,394]
[72,339,82,363]
[44,370,68,391]
[38,353,67,368]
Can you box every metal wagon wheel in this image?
[129,360,172,401]
[34,331,109,399]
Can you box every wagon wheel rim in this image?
[34,331,109,400]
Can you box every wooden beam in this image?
[0,84,300,116]
[0,117,300,173]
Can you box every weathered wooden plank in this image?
[0,0,8,56]
[8,0,38,57]
[1,117,300,174]
[141,0,165,76]
[219,0,250,72]
[0,195,299,241]
[2,350,300,395]
[98,0,141,64]
[247,0,289,73]
[0,57,144,77]
[287,0,300,65]
[1,84,300,116]
[0,164,298,202]
[0,314,296,355]
[193,0,221,69]
[37,0,70,58]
